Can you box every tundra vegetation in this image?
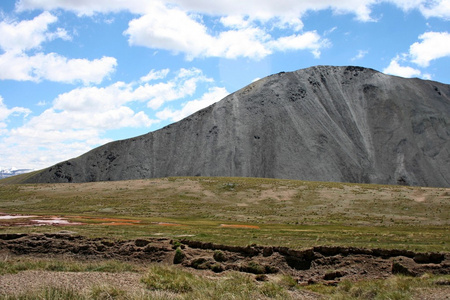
[0,176,449,299]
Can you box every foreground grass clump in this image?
[0,257,140,275]
[0,262,293,300]
[141,265,291,300]
[141,265,197,293]
[7,286,81,300]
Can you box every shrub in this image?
[172,240,182,249]
[260,282,289,298]
[211,263,224,273]
[90,284,126,300]
[141,265,197,293]
[173,247,185,264]
[243,261,265,274]
[213,250,227,262]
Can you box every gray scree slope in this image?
[25,66,450,187]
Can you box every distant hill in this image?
[21,66,450,187]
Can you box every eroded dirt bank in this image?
[1,232,449,286]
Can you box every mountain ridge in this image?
[22,65,450,187]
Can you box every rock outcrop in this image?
[24,66,450,187]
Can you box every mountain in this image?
[0,168,34,179]
[23,66,450,187]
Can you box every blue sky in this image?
[0,0,449,170]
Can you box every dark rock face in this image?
[25,66,450,187]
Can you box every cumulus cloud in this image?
[0,52,117,84]
[140,68,170,82]
[384,31,450,78]
[409,31,450,67]
[0,95,31,126]
[16,0,450,21]
[124,3,328,59]
[21,1,450,61]
[137,68,214,109]
[383,55,422,78]
[170,0,376,22]
[0,12,116,84]
[419,0,450,19]
[351,50,369,61]
[156,87,229,122]
[269,31,330,58]
[15,0,153,16]
[123,3,277,60]
[0,11,61,52]
[51,68,212,114]
[0,67,226,168]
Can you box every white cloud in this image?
[34,54,117,84]
[220,15,251,29]
[269,31,330,58]
[351,49,368,61]
[140,68,170,82]
[124,3,328,60]
[0,11,59,52]
[409,31,450,67]
[2,123,112,169]
[156,87,229,122]
[383,55,422,78]
[16,0,450,21]
[171,0,377,22]
[0,67,224,169]
[15,0,154,16]
[124,5,214,59]
[384,31,450,78]
[0,51,117,84]
[26,1,450,62]
[51,69,210,115]
[419,0,450,19]
[0,95,31,123]
[206,27,272,59]
[0,12,117,84]
[173,0,450,21]
[134,68,213,109]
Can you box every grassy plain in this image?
[0,176,449,299]
[0,176,449,252]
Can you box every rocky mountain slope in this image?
[23,66,450,187]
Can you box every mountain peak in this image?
[22,66,450,187]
